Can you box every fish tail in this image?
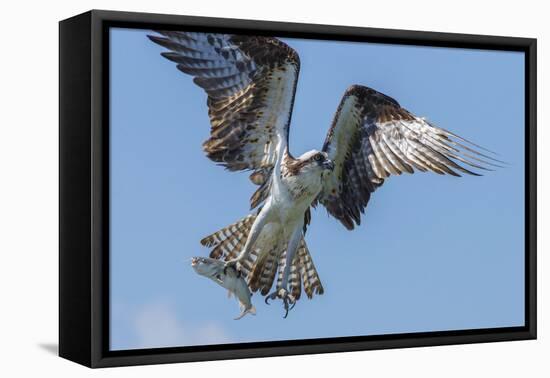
[234,305,256,320]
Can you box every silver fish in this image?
[191,256,256,320]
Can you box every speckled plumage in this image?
[149,32,498,314]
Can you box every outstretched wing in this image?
[148,32,300,206]
[319,85,502,230]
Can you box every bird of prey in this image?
[147,31,501,317]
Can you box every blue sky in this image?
[109,28,525,351]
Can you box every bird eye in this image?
[314,154,323,162]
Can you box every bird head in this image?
[296,150,334,175]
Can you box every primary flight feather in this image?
[148,31,500,317]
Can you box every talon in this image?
[289,301,296,311]
[265,291,277,305]
[282,296,292,318]
[265,288,296,318]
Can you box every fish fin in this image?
[233,306,256,320]
[233,312,246,320]
[227,290,233,299]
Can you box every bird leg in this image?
[265,226,302,318]
[224,208,269,273]
[265,288,296,318]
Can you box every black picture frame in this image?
[59,9,537,368]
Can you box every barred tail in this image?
[200,214,260,279]
[296,239,324,299]
[276,249,301,299]
[249,245,280,295]
[200,216,324,300]
[249,237,323,300]
[200,214,256,260]
[275,238,324,300]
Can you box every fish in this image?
[191,256,256,320]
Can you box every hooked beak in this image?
[322,160,335,171]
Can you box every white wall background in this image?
[0,0,546,376]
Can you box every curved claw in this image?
[264,291,277,305]
[265,289,296,318]
[289,300,297,311]
[283,296,297,318]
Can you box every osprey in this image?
[148,32,501,317]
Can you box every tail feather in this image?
[297,239,324,298]
[238,249,259,279]
[248,246,273,292]
[201,214,256,251]
[257,248,279,295]
[276,250,302,300]
[211,232,245,261]
[201,215,256,259]
[200,215,324,300]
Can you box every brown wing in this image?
[148,32,300,207]
[319,85,502,230]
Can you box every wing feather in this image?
[148,32,300,208]
[319,85,498,230]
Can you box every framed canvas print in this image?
[59,10,537,368]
